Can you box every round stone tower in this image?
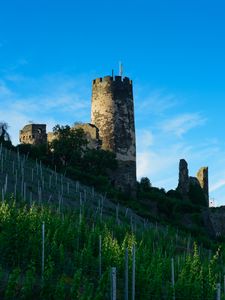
[91,75,136,194]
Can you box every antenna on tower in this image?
[119,62,123,77]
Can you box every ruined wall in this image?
[20,124,47,145]
[91,75,136,194]
[73,123,101,150]
[19,75,137,194]
[197,167,209,204]
[177,159,209,207]
[177,159,189,198]
[47,123,101,150]
[47,132,55,143]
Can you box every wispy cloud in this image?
[136,129,154,149]
[136,89,178,115]
[0,80,14,96]
[160,113,207,137]
[0,73,91,145]
[137,141,189,180]
[210,178,225,193]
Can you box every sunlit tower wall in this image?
[91,75,136,195]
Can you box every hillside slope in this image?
[0,145,144,228]
[0,145,225,299]
[0,200,224,300]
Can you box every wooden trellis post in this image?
[42,222,45,279]
[132,245,136,300]
[217,283,221,300]
[111,267,117,300]
[171,257,175,300]
[125,248,129,300]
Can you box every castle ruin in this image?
[19,74,137,195]
[177,159,209,206]
[19,124,47,145]
[197,167,209,203]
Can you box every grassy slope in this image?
[0,145,224,299]
[0,200,224,300]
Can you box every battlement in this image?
[92,75,132,85]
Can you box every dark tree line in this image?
[16,124,117,192]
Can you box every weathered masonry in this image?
[177,159,209,206]
[19,74,137,195]
[20,124,47,145]
[91,75,136,195]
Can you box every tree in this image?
[82,149,117,176]
[139,177,152,192]
[50,125,88,169]
[0,122,12,148]
[188,183,206,207]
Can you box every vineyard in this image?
[0,145,225,299]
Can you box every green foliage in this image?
[15,124,118,194]
[5,268,21,299]
[188,183,207,207]
[0,122,12,149]
[17,143,48,161]
[21,262,36,300]
[50,125,87,168]
[166,189,182,199]
[82,149,117,176]
[139,177,152,192]
[0,200,224,299]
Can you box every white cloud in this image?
[0,74,91,145]
[136,89,178,115]
[137,141,191,184]
[210,178,225,193]
[160,113,206,137]
[137,129,154,149]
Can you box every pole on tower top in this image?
[119,62,123,77]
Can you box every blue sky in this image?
[0,0,225,205]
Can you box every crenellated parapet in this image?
[92,75,132,85]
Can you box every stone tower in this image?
[91,75,136,194]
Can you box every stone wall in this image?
[177,159,189,198]
[177,159,209,206]
[73,123,101,150]
[47,123,101,150]
[47,132,55,143]
[20,124,47,145]
[197,167,209,203]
